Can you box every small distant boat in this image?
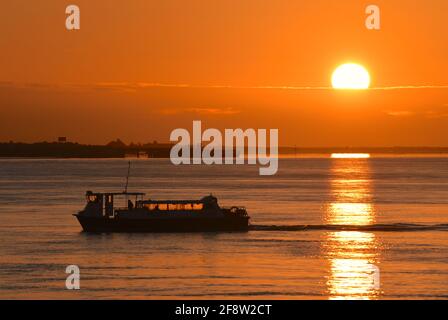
[74,191,250,233]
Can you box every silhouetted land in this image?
[1,140,448,158]
[0,140,172,158]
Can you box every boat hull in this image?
[74,214,250,233]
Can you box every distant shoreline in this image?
[1,141,448,158]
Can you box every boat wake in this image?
[250,223,448,232]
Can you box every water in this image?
[0,157,447,299]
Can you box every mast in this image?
[124,161,131,193]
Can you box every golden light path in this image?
[331,153,371,159]
[323,158,381,300]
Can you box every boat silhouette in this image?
[74,191,250,233]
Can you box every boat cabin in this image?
[82,191,231,217]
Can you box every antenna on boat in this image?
[124,161,131,193]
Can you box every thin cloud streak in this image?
[370,85,448,90]
[159,106,240,116]
[96,82,448,91]
[1,81,448,92]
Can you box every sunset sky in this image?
[0,0,447,146]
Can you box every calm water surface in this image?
[0,157,447,299]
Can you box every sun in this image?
[332,63,370,90]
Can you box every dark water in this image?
[0,157,447,299]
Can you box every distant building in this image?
[58,137,67,143]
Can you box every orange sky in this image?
[0,0,447,146]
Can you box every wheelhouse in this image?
[84,190,145,217]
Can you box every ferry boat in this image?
[74,191,250,233]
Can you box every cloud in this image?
[94,82,333,91]
[1,81,448,92]
[386,111,415,117]
[159,106,240,116]
[93,83,448,91]
[424,111,448,119]
[371,85,448,91]
[0,82,60,90]
[386,110,448,119]
[104,83,448,91]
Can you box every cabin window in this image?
[144,204,157,210]
[144,203,203,211]
[143,203,168,211]
[158,204,168,210]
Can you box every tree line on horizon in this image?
[1,139,448,158]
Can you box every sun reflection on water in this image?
[324,159,381,300]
